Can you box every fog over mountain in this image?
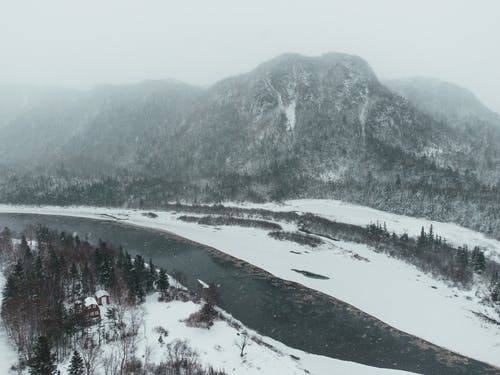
[0,52,498,239]
[2,0,500,113]
[385,77,500,129]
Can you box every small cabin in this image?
[84,297,100,319]
[95,290,110,305]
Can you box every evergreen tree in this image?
[490,271,499,289]
[455,248,470,285]
[33,255,45,281]
[157,268,169,296]
[98,255,114,289]
[36,226,53,251]
[69,263,80,301]
[116,246,126,269]
[471,246,486,274]
[2,273,19,305]
[395,174,401,187]
[199,302,217,326]
[81,262,93,296]
[203,283,220,307]
[129,254,147,302]
[68,350,84,375]
[48,248,63,277]
[146,258,157,293]
[20,234,30,253]
[136,284,145,302]
[105,306,117,323]
[417,226,426,246]
[492,281,500,303]
[0,226,12,241]
[0,227,13,256]
[13,259,24,278]
[93,247,102,274]
[490,270,500,302]
[28,336,57,375]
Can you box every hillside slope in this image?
[386,77,500,185]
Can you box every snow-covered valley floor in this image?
[0,200,499,370]
[225,199,500,262]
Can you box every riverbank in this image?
[0,204,499,374]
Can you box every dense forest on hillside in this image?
[0,226,226,374]
[1,161,499,242]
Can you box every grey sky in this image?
[1,0,500,112]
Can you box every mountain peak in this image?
[252,52,377,81]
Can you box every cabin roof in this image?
[95,290,110,298]
[84,297,98,307]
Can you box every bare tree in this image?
[166,339,199,373]
[234,331,250,358]
[141,344,154,375]
[78,337,101,375]
[117,307,142,375]
[101,345,121,375]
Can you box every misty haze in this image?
[0,1,499,375]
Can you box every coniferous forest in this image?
[0,225,226,375]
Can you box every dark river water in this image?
[0,213,497,375]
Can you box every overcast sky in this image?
[1,0,500,112]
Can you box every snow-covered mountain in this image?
[385,77,500,128]
[386,77,500,185]
[0,53,499,238]
[173,53,447,181]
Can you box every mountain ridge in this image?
[0,52,498,238]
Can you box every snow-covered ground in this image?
[225,199,500,262]
[127,212,500,368]
[49,293,418,375]
[135,295,418,375]
[0,202,499,368]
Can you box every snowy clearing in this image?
[131,295,418,375]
